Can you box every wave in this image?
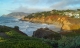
[0,17,60,36]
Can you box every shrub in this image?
[58,36,80,48]
[0,40,52,48]
[14,26,19,30]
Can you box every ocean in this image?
[0,16,58,36]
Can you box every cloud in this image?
[12,0,41,5]
[9,5,53,13]
[5,0,80,14]
[9,0,80,13]
[9,6,51,13]
[47,0,61,4]
[50,0,80,10]
[12,0,80,10]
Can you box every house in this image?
[64,12,80,18]
[73,14,80,18]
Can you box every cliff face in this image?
[57,17,80,31]
[21,15,80,31]
[22,15,64,24]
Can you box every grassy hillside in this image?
[0,25,52,48]
[0,25,80,48]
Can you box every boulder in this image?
[32,28,61,40]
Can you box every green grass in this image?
[0,26,52,48]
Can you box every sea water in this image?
[0,16,59,36]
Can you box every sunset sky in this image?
[0,0,80,16]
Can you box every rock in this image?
[32,28,61,40]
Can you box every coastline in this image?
[20,15,80,32]
[20,18,62,32]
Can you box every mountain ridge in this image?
[2,12,30,18]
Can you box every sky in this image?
[0,0,80,16]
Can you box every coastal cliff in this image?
[21,15,80,31]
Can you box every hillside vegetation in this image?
[0,25,80,48]
[0,25,52,48]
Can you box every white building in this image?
[73,14,80,18]
[64,12,80,18]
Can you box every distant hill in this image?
[2,12,30,18]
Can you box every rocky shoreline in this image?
[21,15,80,32]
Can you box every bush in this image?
[0,25,12,32]
[0,40,52,48]
[58,36,80,48]
[14,26,19,30]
